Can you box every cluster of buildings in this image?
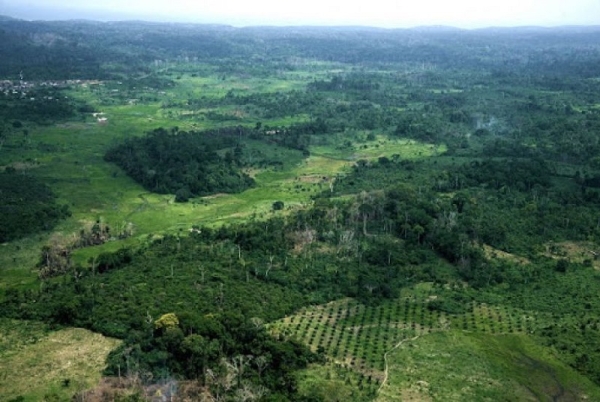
[0,79,104,98]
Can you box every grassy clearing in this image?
[483,244,531,265]
[378,331,600,402]
[0,319,121,401]
[311,135,444,161]
[543,241,600,269]
[0,238,46,293]
[174,74,309,96]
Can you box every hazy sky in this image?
[1,0,600,28]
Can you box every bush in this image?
[175,187,192,203]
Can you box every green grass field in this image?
[378,330,600,401]
[0,318,120,401]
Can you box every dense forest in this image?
[0,171,70,243]
[1,18,600,80]
[104,127,255,200]
[2,15,600,401]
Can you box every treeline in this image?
[187,90,324,120]
[308,75,381,92]
[333,156,600,256]
[0,171,70,243]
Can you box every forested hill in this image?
[1,17,600,79]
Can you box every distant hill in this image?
[0,18,599,80]
[0,15,19,22]
[410,25,464,32]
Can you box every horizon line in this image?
[2,13,600,32]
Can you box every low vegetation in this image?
[0,319,120,402]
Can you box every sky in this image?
[1,0,599,28]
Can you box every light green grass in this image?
[296,363,377,402]
[0,318,121,402]
[378,331,600,402]
[311,135,445,161]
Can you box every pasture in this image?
[0,318,120,401]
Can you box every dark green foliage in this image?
[105,127,255,197]
[455,158,552,191]
[330,154,600,258]
[104,312,319,396]
[95,248,133,274]
[555,259,569,273]
[0,172,70,242]
[427,294,471,315]
[308,75,381,92]
[0,87,85,124]
[174,187,192,203]
[272,200,285,211]
[192,90,325,121]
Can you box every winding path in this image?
[378,335,421,393]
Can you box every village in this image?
[0,78,103,98]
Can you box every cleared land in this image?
[270,283,600,401]
[0,319,121,401]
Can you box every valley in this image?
[1,19,600,401]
